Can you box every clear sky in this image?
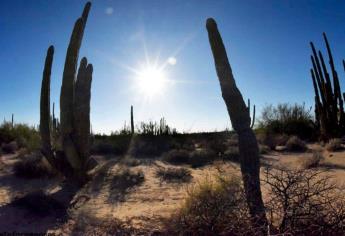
[0,0,344,134]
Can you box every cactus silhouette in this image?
[131,105,134,134]
[310,33,345,140]
[40,2,93,185]
[206,18,267,231]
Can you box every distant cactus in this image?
[310,33,345,140]
[206,18,267,231]
[131,105,134,134]
[39,2,93,184]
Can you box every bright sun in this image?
[136,66,167,97]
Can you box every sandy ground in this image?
[0,144,344,234]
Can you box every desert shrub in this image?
[223,146,240,162]
[188,149,216,168]
[258,103,315,140]
[263,167,345,235]
[206,138,227,155]
[129,136,173,157]
[286,136,307,152]
[91,135,131,155]
[259,144,270,154]
[155,167,192,183]
[0,122,40,152]
[12,191,65,217]
[301,151,325,169]
[164,173,253,235]
[1,141,18,154]
[256,132,289,150]
[325,138,343,152]
[13,152,56,178]
[163,149,190,165]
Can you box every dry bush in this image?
[259,144,270,154]
[1,141,19,154]
[163,173,255,235]
[188,149,216,168]
[262,167,345,235]
[13,152,57,178]
[223,146,240,162]
[301,151,325,169]
[155,166,192,183]
[256,133,289,150]
[326,138,343,152]
[162,149,190,165]
[286,136,307,152]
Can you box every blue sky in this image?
[0,0,344,134]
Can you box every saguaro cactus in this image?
[40,2,93,184]
[131,105,134,134]
[206,18,267,231]
[310,33,345,140]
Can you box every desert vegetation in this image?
[0,1,345,235]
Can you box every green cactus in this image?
[39,2,93,184]
[206,18,267,231]
[309,33,345,140]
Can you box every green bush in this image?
[189,149,216,168]
[163,149,190,165]
[258,103,315,140]
[0,122,40,152]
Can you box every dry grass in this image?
[155,166,192,183]
[300,151,325,169]
[326,138,343,152]
[163,172,253,235]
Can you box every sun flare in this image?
[136,66,167,97]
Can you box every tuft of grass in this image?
[286,136,307,152]
[301,151,325,169]
[325,138,343,152]
[163,173,252,235]
[155,167,192,183]
[13,152,56,179]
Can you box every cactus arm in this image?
[40,46,56,167]
[60,2,91,137]
[74,58,93,167]
[206,18,267,230]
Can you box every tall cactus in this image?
[309,33,345,140]
[40,2,93,184]
[131,105,134,134]
[206,18,267,231]
[40,46,56,168]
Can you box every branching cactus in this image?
[310,33,345,140]
[40,2,93,184]
[206,18,267,232]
